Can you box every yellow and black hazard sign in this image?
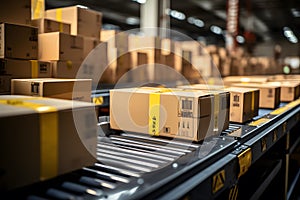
[93,96,104,105]
[229,184,238,200]
[212,169,225,194]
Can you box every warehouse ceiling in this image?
[46,0,300,46]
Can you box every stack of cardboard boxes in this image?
[0,2,100,190]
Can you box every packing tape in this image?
[31,60,38,78]
[0,98,58,180]
[214,93,219,131]
[56,8,63,32]
[31,0,45,20]
[149,92,160,136]
[251,91,255,112]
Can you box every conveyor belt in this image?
[5,95,300,199]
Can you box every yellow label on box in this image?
[31,60,38,78]
[149,93,160,136]
[0,98,58,180]
[31,0,45,20]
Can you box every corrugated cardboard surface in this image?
[11,78,92,102]
[0,23,38,59]
[0,95,97,190]
[110,87,228,141]
[38,32,83,61]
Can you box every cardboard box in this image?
[110,87,229,141]
[223,76,269,85]
[0,0,31,25]
[45,5,102,38]
[178,85,230,126]
[83,36,100,59]
[0,95,97,189]
[178,84,259,123]
[225,87,259,123]
[31,18,71,34]
[0,74,11,93]
[11,78,92,102]
[38,32,83,61]
[115,52,133,82]
[51,60,81,78]
[268,81,300,102]
[2,59,51,78]
[232,83,280,109]
[0,23,38,59]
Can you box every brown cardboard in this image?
[45,6,102,38]
[11,78,92,102]
[0,74,11,93]
[2,59,51,78]
[225,87,259,123]
[268,81,300,102]
[51,60,82,78]
[0,23,38,59]
[178,85,230,127]
[115,52,132,82]
[0,95,97,189]
[31,18,71,34]
[83,36,100,59]
[0,0,31,25]
[232,83,280,109]
[223,76,269,85]
[110,87,229,141]
[38,32,83,61]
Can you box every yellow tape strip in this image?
[271,98,300,115]
[31,0,45,20]
[249,118,270,126]
[149,93,160,136]
[31,60,38,78]
[251,91,255,112]
[0,98,58,180]
[214,93,219,131]
[56,8,63,32]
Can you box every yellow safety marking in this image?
[238,148,252,178]
[0,98,58,180]
[248,118,270,127]
[270,106,289,115]
[149,93,160,136]
[286,98,300,108]
[212,169,225,194]
[56,8,63,32]
[261,137,267,152]
[31,0,45,20]
[271,98,300,115]
[229,185,238,200]
[283,122,287,133]
[31,60,38,78]
[93,96,104,105]
[214,93,219,131]
[273,130,278,142]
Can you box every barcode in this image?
[182,99,192,110]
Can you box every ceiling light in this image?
[283,27,298,44]
[187,17,195,24]
[194,19,204,27]
[126,17,140,25]
[170,10,186,20]
[236,35,245,43]
[291,8,300,17]
[210,25,222,35]
[132,0,147,4]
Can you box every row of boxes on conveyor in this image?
[109,75,300,142]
